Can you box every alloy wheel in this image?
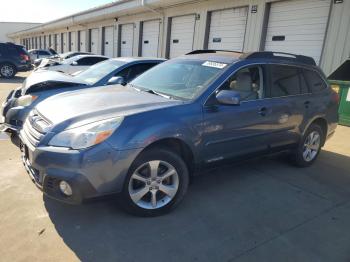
[128,160,179,209]
[302,131,321,162]
[1,65,14,78]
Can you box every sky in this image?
[0,0,115,23]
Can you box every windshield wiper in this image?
[129,84,173,99]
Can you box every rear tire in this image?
[291,124,324,167]
[120,148,189,217]
[0,63,17,79]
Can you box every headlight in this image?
[48,117,124,149]
[15,95,38,107]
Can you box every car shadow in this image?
[0,75,27,84]
[44,150,350,262]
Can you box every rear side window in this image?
[269,65,308,97]
[38,50,50,55]
[77,57,107,66]
[125,63,158,82]
[303,69,327,93]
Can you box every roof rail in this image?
[186,49,243,55]
[241,51,316,66]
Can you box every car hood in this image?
[36,85,182,127]
[22,70,87,94]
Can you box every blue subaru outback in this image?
[19,50,338,216]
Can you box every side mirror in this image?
[71,61,78,66]
[216,90,240,105]
[107,76,126,86]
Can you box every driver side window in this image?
[219,66,264,102]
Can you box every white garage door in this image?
[70,31,77,51]
[62,32,68,52]
[264,0,331,65]
[56,34,62,53]
[141,20,161,57]
[104,26,114,57]
[46,35,50,48]
[169,15,196,58]
[120,24,134,57]
[79,30,86,52]
[208,7,248,51]
[90,28,99,54]
[40,36,44,49]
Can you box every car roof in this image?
[181,50,317,67]
[110,57,166,63]
[178,51,241,64]
[71,54,108,60]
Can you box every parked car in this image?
[18,50,338,216]
[33,51,91,67]
[0,57,165,140]
[0,42,32,78]
[28,49,57,62]
[35,54,108,74]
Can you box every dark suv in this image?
[0,42,32,78]
[18,51,338,216]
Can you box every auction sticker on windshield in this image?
[202,61,227,69]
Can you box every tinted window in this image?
[117,63,157,82]
[38,50,50,55]
[77,57,107,66]
[219,66,263,101]
[269,65,307,97]
[303,69,327,93]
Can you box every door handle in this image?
[258,107,267,116]
[304,101,311,108]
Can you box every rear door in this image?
[264,64,311,147]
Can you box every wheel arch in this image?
[304,117,328,146]
[138,137,196,176]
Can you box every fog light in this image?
[59,181,72,196]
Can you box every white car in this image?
[36,55,109,75]
[28,49,56,61]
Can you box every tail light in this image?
[331,89,340,105]
[20,54,30,61]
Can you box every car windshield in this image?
[74,59,126,85]
[130,59,227,100]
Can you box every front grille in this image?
[46,177,57,190]
[22,111,51,146]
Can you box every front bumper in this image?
[19,131,142,204]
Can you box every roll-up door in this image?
[141,20,161,57]
[79,30,86,52]
[62,32,68,52]
[90,29,99,54]
[57,34,62,53]
[208,7,248,51]
[169,15,196,58]
[264,0,331,65]
[70,31,77,51]
[104,26,114,57]
[120,24,134,57]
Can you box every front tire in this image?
[0,63,17,79]
[121,148,189,217]
[291,124,324,167]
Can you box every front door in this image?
[201,65,286,163]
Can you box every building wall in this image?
[0,22,41,43]
[10,0,350,76]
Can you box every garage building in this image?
[7,0,350,76]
